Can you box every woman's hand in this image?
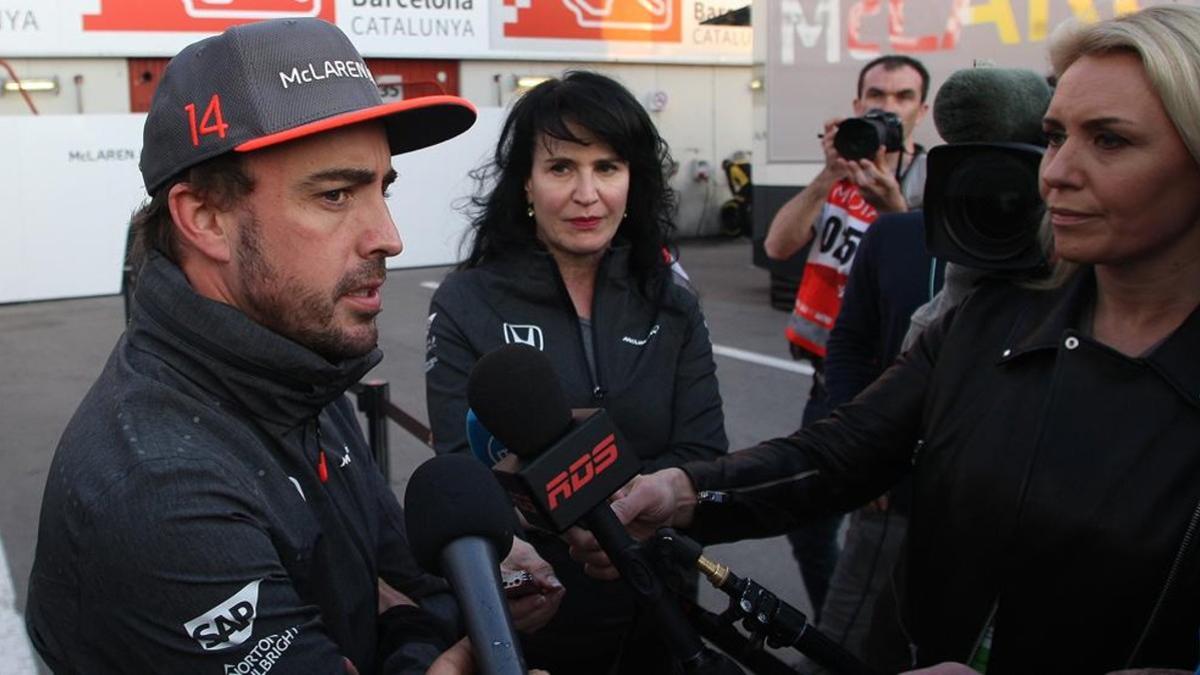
[501,537,565,632]
[564,469,697,580]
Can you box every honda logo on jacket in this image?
[503,323,545,350]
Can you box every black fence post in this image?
[356,380,391,479]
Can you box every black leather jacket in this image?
[685,271,1200,672]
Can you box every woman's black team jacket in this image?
[425,242,728,670]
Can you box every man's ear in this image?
[916,100,930,124]
[167,182,235,264]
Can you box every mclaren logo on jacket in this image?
[503,323,545,350]
[184,579,262,651]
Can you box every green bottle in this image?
[967,620,993,673]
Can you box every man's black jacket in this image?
[27,253,454,674]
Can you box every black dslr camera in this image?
[834,108,904,160]
[924,142,1048,273]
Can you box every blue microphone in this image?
[466,408,509,467]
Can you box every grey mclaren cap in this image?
[140,17,476,194]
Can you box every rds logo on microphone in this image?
[545,433,619,511]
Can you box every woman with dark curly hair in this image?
[424,71,728,674]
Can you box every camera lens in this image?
[942,151,1043,262]
[834,117,883,161]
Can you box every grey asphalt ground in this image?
[0,237,817,672]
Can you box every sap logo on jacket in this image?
[184,579,262,651]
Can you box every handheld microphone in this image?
[404,454,525,675]
[466,345,642,533]
[467,344,739,674]
[656,529,882,675]
[466,408,509,467]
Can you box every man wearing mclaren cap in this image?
[25,18,559,674]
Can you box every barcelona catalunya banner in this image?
[0,0,751,63]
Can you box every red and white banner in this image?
[501,0,684,42]
[82,0,335,32]
[0,0,749,62]
[493,0,749,62]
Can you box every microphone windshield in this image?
[466,408,510,466]
[466,344,573,459]
[404,454,517,576]
[933,67,1052,145]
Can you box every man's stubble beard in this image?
[236,212,385,362]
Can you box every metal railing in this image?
[349,380,433,479]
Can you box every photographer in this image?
[811,66,1053,672]
[763,54,931,625]
[570,6,1200,672]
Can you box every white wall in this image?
[0,115,141,303]
[460,62,754,238]
[0,58,130,116]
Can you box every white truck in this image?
[749,0,1191,305]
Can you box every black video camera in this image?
[834,108,903,161]
[924,142,1048,273]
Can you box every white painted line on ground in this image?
[419,281,440,290]
[0,536,37,675]
[713,344,814,376]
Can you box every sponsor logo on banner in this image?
[344,0,480,42]
[689,1,750,49]
[83,0,334,32]
[0,8,41,32]
[67,148,137,163]
[184,580,263,651]
[501,0,682,42]
[503,323,545,351]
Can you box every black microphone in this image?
[656,529,882,675]
[467,344,740,674]
[467,344,641,533]
[932,66,1052,145]
[404,454,525,675]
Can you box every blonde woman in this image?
[570,7,1200,672]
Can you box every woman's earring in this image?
[527,204,535,218]
[623,211,629,220]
